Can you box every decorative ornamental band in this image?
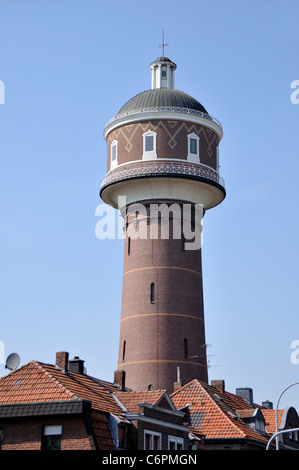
[104,106,222,130]
[100,160,225,190]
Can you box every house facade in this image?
[0,352,191,451]
[0,351,298,451]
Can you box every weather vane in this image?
[159,29,169,57]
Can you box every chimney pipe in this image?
[173,367,182,392]
[56,351,69,372]
[262,400,273,409]
[236,387,254,406]
[211,380,225,394]
[69,356,85,374]
[114,369,126,389]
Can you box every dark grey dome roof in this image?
[118,88,208,115]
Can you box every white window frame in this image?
[168,435,184,450]
[187,133,200,163]
[216,145,219,172]
[144,430,162,450]
[111,140,118,169]
[142,130,157,160]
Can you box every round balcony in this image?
[100,160,225,211]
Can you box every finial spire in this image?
[159,28,169,57]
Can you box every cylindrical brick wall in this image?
[117,201,208,393]
[106,119,219,172]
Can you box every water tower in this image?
[100,56,225,392]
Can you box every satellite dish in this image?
[5,353,20,371]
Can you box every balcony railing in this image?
[104,106,222,131]
[100,160,225,191]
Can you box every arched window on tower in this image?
[187,133,200,163]
[142,130,157,160]
[111,140,118,169]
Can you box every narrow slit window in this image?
[122,340,126,362]
[182,233,186,252]
[184,338,188,359]
[150,283,155,303]
[128,237,131,255]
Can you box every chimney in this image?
[173,367,182,392]
[236,387,254,406]
[262,400,273,409]
[211,379,225,394]
[114,369,126,389]
[56,351,69,372]
[69,356,85,374]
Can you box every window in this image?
[122,340,126,362]
[128,237,131,255]
[181,233,186,252]
[142,130,157,160]
[184,338,188,359]
[255,420,265,434]
[144,431,161,450]
[117,426,126,449]
[111,140,118,169]
[190,138,197,155]
[145,135,154,152]
[187,133,200,163]
[168,436,184,450]
[42,425,62,450]
[150,283,155,303]
[0,429,3,450]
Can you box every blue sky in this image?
[1,0,299,412]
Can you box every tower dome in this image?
[118,88,208,115]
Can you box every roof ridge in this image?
[199,382,252,439]
[34,361,78,400]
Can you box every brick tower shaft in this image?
[118,201,208,392]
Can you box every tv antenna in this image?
[5,353,20,371]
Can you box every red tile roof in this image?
[171,379,270,445]
[261,409,284,434]
[0,360,123,415]
[114,390,167,413]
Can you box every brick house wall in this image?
[0,415,92,450]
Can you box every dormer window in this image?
[142,130,157,160]
[111,140,118,169]
[187,133,200,163]
[255,420,265,434]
